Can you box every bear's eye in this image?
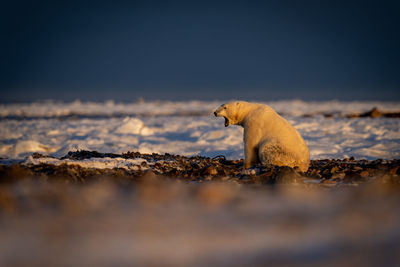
[224,107,227,110]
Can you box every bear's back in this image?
[247,103,309,171]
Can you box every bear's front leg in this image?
[244,142,259,169]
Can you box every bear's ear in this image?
[236,102,239,105]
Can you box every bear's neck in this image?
[230,108,246,126]
[236,112,250,126]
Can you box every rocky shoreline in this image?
[1,150,399,188]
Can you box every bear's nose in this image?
[214,111,217,116]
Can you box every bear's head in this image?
[214,101,243,127]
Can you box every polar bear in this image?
[214,101,310,172]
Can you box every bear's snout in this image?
[214,111,217,116]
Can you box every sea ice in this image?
[0,100,399,161]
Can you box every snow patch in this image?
[25,156,149,170]
[115,117,154,136]
[13,141,57,157]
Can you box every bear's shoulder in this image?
[243,103,276,116]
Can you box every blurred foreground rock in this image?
[0,151,400,266]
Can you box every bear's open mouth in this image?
[224,117,229,127]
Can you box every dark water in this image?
[3,1,400,102]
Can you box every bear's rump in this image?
[258,142,295,165]
[258,140,306,170]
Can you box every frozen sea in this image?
[1,100,400,162]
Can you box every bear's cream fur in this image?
[214,101,310,172]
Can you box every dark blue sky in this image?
[1,0,400,101]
